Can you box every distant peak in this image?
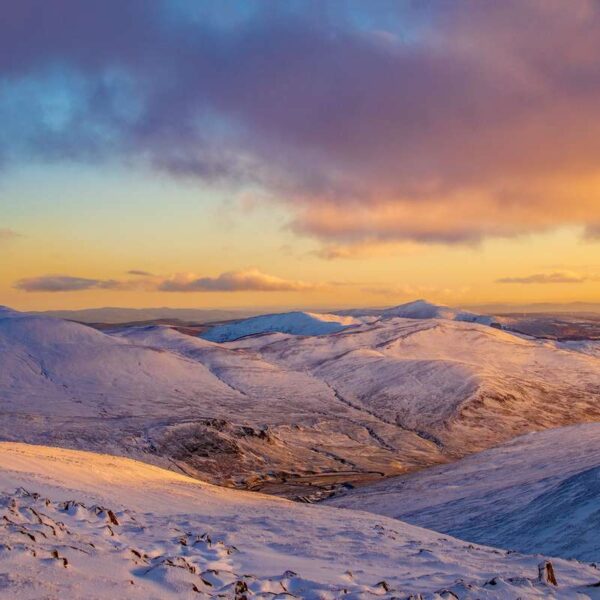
[200,310,361,342]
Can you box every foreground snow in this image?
[2,443,600,599]
[328,424,600,562]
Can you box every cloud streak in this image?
[496,272,587,284]
[14,275,129,292]
[0,228,20,242]
[15,269,315,293]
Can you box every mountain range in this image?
[4,300,600,597]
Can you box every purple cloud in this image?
[14,275,120,292]
[4,2,600,247]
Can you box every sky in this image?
[3,0,600,310]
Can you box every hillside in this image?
[0,309,442,496]
[328,424,600,562]
[33,306,259,324]
[1,442,600,599]
[229,315,600,456]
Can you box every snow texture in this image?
[2,442,600,599]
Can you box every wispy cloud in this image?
[15,275,125,292]
[0,228,21,242]
[496,272,587,284]
[363,284,471,300]
[314,240,422,260]
[584,224,600,240]
[127,269,154,277]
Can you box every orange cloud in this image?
[291,177,600,248]
[497,272,587,284]
[159,269,315,292]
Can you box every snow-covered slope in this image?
[0,306,240,423]
[0,309,445,495]
[201,311,361,342]
[328,424,600,562]
[229,316,600,457]
[2,442,600,599]
[112,324,447,493]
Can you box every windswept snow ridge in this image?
[2,443,600,599]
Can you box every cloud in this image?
[363,283,471,300]
[14,274,152,292]
[5,2,600,248]
[584,224,600,240]
[127,269,154,276]
[496,272,587,284]
[15,275,117,292]
[0,228,20,242]
[15,269,315,293]
[314,240,422,260]
[159,269,314,292]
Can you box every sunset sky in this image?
[3,0,600,310]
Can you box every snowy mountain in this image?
[4,305,600,500]
[227,314,600,457]
[199,301,495,343]
[201,311,362,342]
[0,306,241,429]
[328,424,600,562]
[2,441,600,599]
[0,309,443,495]
[6,303,600,594]
[337,299,498,325]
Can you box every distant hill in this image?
[33,306,261,324]
[201,311,363,342]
